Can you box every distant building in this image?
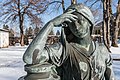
[28,36,34,44]
[0,29,9,48]
[46,35,60,45]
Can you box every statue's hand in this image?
[51,10,78,26]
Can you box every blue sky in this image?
[41,0,117,23]
[0,0,83,33]
[41,0,85,24]
[0,0,118,34]
[40,0,118,33]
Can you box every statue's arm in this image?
[104,54,115,80]
[23,10,77,64]
[22,22,58,80]
[23,32,63,79]
[24,44,62,80]
[22,9,77,80]
[23,21,54,64]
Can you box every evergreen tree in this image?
[49,30,54,35]
[34,26,41,36]
[1,0,49,46]
[25,28,29,36]
[56,30,60,35]
[24,28,29,45]
[28,27,33,37]
[3,24,9,30]
[9,28,15,46]
[9,28,14,37]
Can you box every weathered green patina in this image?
[19,3,115,80]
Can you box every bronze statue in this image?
[20,3,115,80]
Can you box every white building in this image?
[0,29,9,48]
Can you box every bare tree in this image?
[0,0,50,46]
[84,0,111,52]
[102,0,112,52]
[111,0,120,47]
[71,0,77,4]
[61,0,65,12]
[103,0,109,50]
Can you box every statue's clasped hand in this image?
[51,9,78,27]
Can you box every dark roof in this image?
[0,29,9,32]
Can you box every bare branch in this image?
[0,0,63,45]
[89,0,100,8]
[3,0,12,6]
[84,0,96,4]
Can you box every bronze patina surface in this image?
[19,3,115,80]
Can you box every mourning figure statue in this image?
[19,3,115,80]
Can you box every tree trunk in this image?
[20,33,24,46]
[61,0,65,12]
[103,0,111,52]
[106,0,111,48]
[111,0,120,47]
[19,15,24,46]
[103,0,108,47]
[111,21,119,47]
[18,0,24,46]
[99,29,102,43]
[71,0,77,4]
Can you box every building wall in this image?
[0,30,9,48]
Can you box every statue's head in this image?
[64,3,94,38]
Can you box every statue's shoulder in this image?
[46,42,63,56]
[48,42,63,50]
[96,42,107,49]
[46,42,65,66]
[94,42,111,61]
[94,42,112,66]
[95,42,110,55]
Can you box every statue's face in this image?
[68,12,91,38]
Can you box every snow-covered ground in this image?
[0,44,120,80]
[0,46,27,80]
[111,44,120,80]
